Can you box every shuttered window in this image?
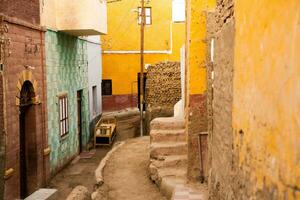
[59,95,69,137]
[102,80,112,96]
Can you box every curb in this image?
[94,141,126,187]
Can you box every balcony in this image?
[41,0,107,36]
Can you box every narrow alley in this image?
[0,0,299,200]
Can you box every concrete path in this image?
[101,136,166,200]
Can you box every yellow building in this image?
[102,0,185,111]
[233,1,300,199]
[185,0,216,180]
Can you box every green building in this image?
[45,30,90,174]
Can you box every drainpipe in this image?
[40,30,47,186]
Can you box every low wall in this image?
[102,94,138,112]
[145,61,181,134]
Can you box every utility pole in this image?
[140,0,145,137]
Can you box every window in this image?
[138,7,152,25]
[102,80,112,96]
[172,0,185,22]
[92,86,98,115]
[59,95,69,137]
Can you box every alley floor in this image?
[48,148,110,199]
[94,136,166,200]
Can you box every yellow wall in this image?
[186,0,215,95]
[40,0,107,35]
[102,0,185,95]
[234,1,300,198]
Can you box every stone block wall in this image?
[145,61,181,134]
[45,30,90,175]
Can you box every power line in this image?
[109,0,136,36]
[107,0,122,3]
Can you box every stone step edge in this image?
[150,142,187,148]
[150,129,186,134]
[150,155,188,168]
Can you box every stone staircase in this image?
[149,117,188,198]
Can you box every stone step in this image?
[150,165,187,185]
[172,183,209,200]
[160,176,187,199]
[150,142,187,159]
[151,155,188,169]
[150,129,186,143]
[150,117,185,130]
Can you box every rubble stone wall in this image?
[145,62,181,134]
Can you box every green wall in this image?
[45,30,90,174]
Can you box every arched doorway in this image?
[19,80,38,198]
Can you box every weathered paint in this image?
[234,1,300,198]
[102,0,185,97]
[185,0,216,181]
[87,36,102,118]
[45,30,90,174]
[187,0,215,95]
[40,0,107,35]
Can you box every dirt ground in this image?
[48,147,110,199]
[101,136,166,200]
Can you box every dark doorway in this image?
[137,73,147,111]
[19,81,37,198]
[77,90,83,153]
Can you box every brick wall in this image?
[0,0,40,25]
[3,18,47,199]
[145,61,181,134]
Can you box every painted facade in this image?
[102,0,185,111]
[87,36,102,136]
[45,30,90,174]
[192,0,300,199]
[232,1,300,199]
[0,1,49,198]
[185,0,216,181]
[40,0,107,175]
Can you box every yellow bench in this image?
[94,117,117,147]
